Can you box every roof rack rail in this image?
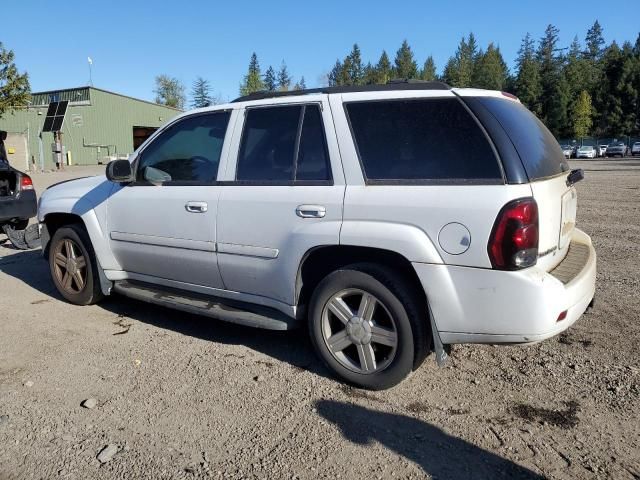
[232,80,451,103]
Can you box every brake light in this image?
[501,91,520,102]
[488,198,538,270]
[20,175,34,191]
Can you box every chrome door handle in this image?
[185,201,208,213]
[296,205,326,218]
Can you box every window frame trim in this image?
[343,96,507,186]
[130,109,232,187]
[231,102,334,186]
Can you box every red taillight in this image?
[20,175,34,191]
[501,91,520,102]
[488,198,538,270]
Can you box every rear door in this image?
[216,96,345,306]
[467,96,575,271]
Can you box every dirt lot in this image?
[0,161,638,479]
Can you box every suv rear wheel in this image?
[49,225,104,305]
[308,263,429,390]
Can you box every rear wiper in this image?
[566,169,584,187]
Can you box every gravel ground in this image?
[0,161,638,479]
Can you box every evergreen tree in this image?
[375,51,392,84]
[277,61,292,91]
[339,56,353,85]
[443,34,477,87]
[328,60,343,86]
[585,20,605,61]
[347,44,364,85]
[514,33,542,114]
[572,90,593,138]
[0,42,30,118]
[154,74,186,109]
[394,40,418,79]
[420,56,437,81]
[293,76,307,90]
[472,43,508,90]
[190,77,212,109]
[264,66,277,91]
[239,53,265,96]
[537,25,569,136]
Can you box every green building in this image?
[0,86,181,171]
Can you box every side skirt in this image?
[112,280,299,331]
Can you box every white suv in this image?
[38,82,597,390]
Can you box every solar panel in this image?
[42,101,69,132]
[42,116,54,132]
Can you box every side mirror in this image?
[106,159,133,183]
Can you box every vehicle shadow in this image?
[315,399,545,479]
[0,247,330,380]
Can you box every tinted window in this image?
[237,106,300,181]
[477,97,569,180]
[137,112,230,183]
[296,106,331,181]
[346,98,501,181]
[237,104,332,182]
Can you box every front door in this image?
[107,111,232,288]
[217,99,345,306]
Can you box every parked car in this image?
[631,142,640,156]
[560,145,572,158]
[37,83,597,390]
[599,144,608,157]
[577,146,596,159]
[0,161,37,233]
[606,142,629,157]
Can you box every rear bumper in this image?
[413,228,596,344]
[0,190,37,222]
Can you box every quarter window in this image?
[345,98,502,182]
[137,112,230,183]
[236,104,331,182]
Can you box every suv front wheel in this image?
[49,225,104,305]
[308,263,429,390]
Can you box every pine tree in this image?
[472,43,508,90]
[347,44,364,85]
[514,33,542,115]
[190,77,212,109]
[375,51,392,84]
[154,75,186,109]
[339,56,353,85]
[420,56,437,81]
[572,90,593,138]
[363,62,377,85]
[585,20,605,61]
[264,66,277,91]
[0,42,30,118]
[537,25,569,136]
[239,53,265,96]
[394,40,418,79]
[277,61,292,91]
[293,76,307,90]
[443,34,477,87]
[328,60,343,86]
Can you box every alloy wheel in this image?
[52,238,87,294]
[321,288,398,374]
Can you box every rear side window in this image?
[476,97,569,180]
[236,104,331,182]
[345,98,501,182]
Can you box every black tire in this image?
[49,224,104,305]
[308,263,430,390]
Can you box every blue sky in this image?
[5,0,639,105]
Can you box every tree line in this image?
[238,21,640,140]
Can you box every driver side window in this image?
[136,111,230,183]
